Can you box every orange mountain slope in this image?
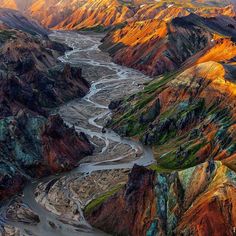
[23,0,134,29]
[101,13,236,75]
[86,161,236,235]
[54,0,134,30]
[86,60,236,236]
[0,0,236,30]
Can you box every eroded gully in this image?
[0,31,154,236]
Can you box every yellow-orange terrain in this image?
[88,57,236,235]
[1,0,235,30]
[0,1,236,236]
[0,0,134,29]
[82,2,236,236]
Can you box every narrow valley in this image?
[0,31,154,236]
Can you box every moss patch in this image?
[84,184,124,215]
[0,30,16,44]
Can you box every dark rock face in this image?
[41,114,93,174]
[85,165,157,236]
[0,8,49,36]
[0,30,89,116]
[108,100,122,110]
[0,112,93,200]
[0,166,26,201]
[0,27,93,201]
[140,98,161,124]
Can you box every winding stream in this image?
[0,31,154,236]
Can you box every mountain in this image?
[82,5,236,236]
[85,42,236,236]
[0,8,48,36]
[105,14,236,173]
[0,0,236,235]
[86,161,236,235]
[0,0,236,30]
[0,0,134,29]
[101,13,236,75]
[51,0,133,30]
[0,0,33,11]
[0,13,94,201]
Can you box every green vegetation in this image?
[148,164,173,173]
[109,72,177,137]
[81,25,108,33]
[84,184,124,215]
[108,56,235,173]
[155,140,206,170]
[0,30,16,44]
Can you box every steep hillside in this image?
[26,0,134,30]
[1,1,236,235]
[0,25,93,201]
[0,0,235,30]
[0,8,48,36]
[86,11,236,234]
[108,61,236,170]
[85,51,236,236]
[86,161,236,235]
[101,14,236,75]
[53,0,134,30]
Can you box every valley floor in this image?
[0,31,154,236]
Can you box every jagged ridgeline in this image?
[104,12,236,172]
[83,4,236,236]
[0,0,236,236]
[0,0,236,30]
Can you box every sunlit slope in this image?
[0,0,235,29]
[25,0,134,29]
[102,13,236,75]
[54,0,133,30]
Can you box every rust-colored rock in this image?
[41,114,93,173]
[85,165,157,236]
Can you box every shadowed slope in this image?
[0,24,93,201]
[0,8,48,36]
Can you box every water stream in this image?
[0,31,154,236]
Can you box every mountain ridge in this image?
[1,0,236,30]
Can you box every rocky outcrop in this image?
[0,224,20,236]
[0,8,49,36]
[85,165,157,235]
[0,111,93,200]
[6,199,40,225]
[0,29,89,117]
[86,161,236,236]
[0,25,93,201]
[41,114,93,174]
